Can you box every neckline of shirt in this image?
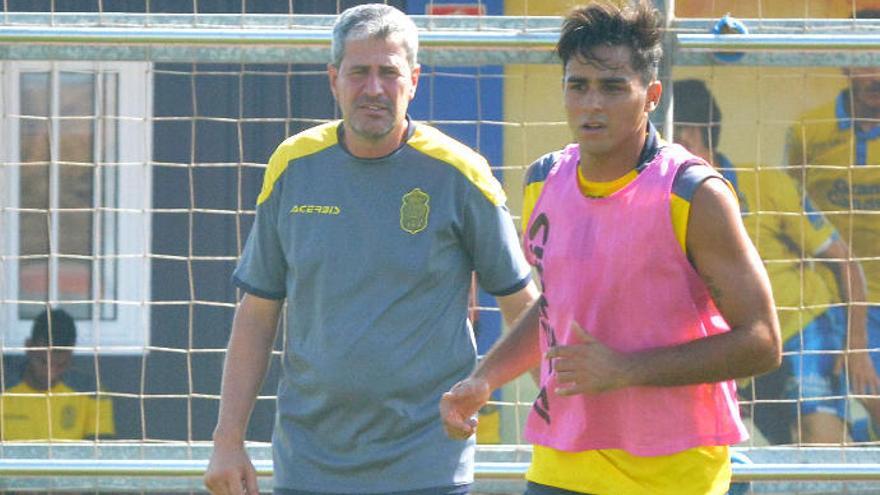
[336,116,417,162]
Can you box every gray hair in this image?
[331,4,419,68]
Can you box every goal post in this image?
[3,3,880,493]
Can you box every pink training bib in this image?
[522,143,747,456]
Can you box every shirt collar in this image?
[336,115,416,160]
[635,121,661,171]
[835,89,880,139]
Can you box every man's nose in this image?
[581,88,603,109]
[363,73,383,96]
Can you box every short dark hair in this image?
[556,0,663,83]
[672,79,722,149]
[31,308,77,347]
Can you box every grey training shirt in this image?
[233,120,531,493]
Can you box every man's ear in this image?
[409,63,421,100]
[645,79,663,112]
[327,63,339,100]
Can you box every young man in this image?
[441,2,781,494]
[674,79,876,445]
[1,308,115,441]
[204,4,537,495]
[785,8,880,441]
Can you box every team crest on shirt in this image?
[400,188,430,234]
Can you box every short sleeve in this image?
[801,196,838,255]
[461,178,532,297]
[232,163,288,300]
[521,151,559,233]
[763,168,837,256]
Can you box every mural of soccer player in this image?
[785,8,880,443]
[675,79,877,445]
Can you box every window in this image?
[2,62,152,353]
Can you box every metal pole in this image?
[656,0,676,141]
[4,458,880,482]
[0,25,558,48]
[677,33,880,51]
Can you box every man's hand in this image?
[204,443,258,495]
[547,322,633,396]
[440,377,491,440]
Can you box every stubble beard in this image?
[350,117,395,142]
[348,99,398,142]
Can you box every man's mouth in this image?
[358,100,390,113]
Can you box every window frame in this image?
[1,60,153,355]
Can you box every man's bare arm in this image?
[481,281,541,388]
[496,281,540,328]
[204,293,282,495]
[441,286,542,440]
[636,177,781,384]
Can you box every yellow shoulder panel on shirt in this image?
[670,193,690,254]
[256,121,341,206]
[521,181,544,232]
[408,124,507,206]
